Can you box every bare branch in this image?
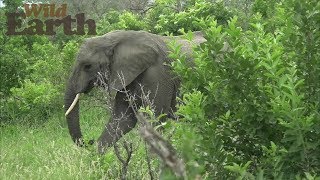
[145,141,155,180]
[114,141,133,180]
[137,113,186,178]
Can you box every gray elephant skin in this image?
[64,30,206,154]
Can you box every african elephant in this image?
[64,30,206,154]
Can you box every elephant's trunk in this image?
[64,82,83,146]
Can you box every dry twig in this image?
[114,141,133,180]
[137,113,186,179]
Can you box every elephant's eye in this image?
[84,64,92,71]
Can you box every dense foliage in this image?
[170,0,320,178]
[1,0,319,179]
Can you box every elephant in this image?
[64,30,206,154]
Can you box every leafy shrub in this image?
[29,42,64,85]
[117,12,147,30]
[0,38,29,96]
[150,1,233,35]
[1,37,80,123]
[169,0,320,177]
[97,11,147,35]
[4,80,60,123]
[61,40,81,70]
[0,36,48,96]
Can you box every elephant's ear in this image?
[110,42,159,91]
[85,30,161,91]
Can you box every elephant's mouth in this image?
[65,80,95,117]
[83,80,95,94]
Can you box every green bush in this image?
[97,11,147,35]
[0,36,48,96]
[4,80,60,122]
[61,40,81,70]
[0,39,29,96]
[150,1,233,35]
[169,0,320,177]
[1,37,80,123]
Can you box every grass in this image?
[0,102,160,179]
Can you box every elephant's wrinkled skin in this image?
[64,30,206,154]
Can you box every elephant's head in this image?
[64,30,162,146]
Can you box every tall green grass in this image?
[0,102,159,179]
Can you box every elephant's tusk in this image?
[65,93,80,116]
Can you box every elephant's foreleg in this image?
[97,91,137,154]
